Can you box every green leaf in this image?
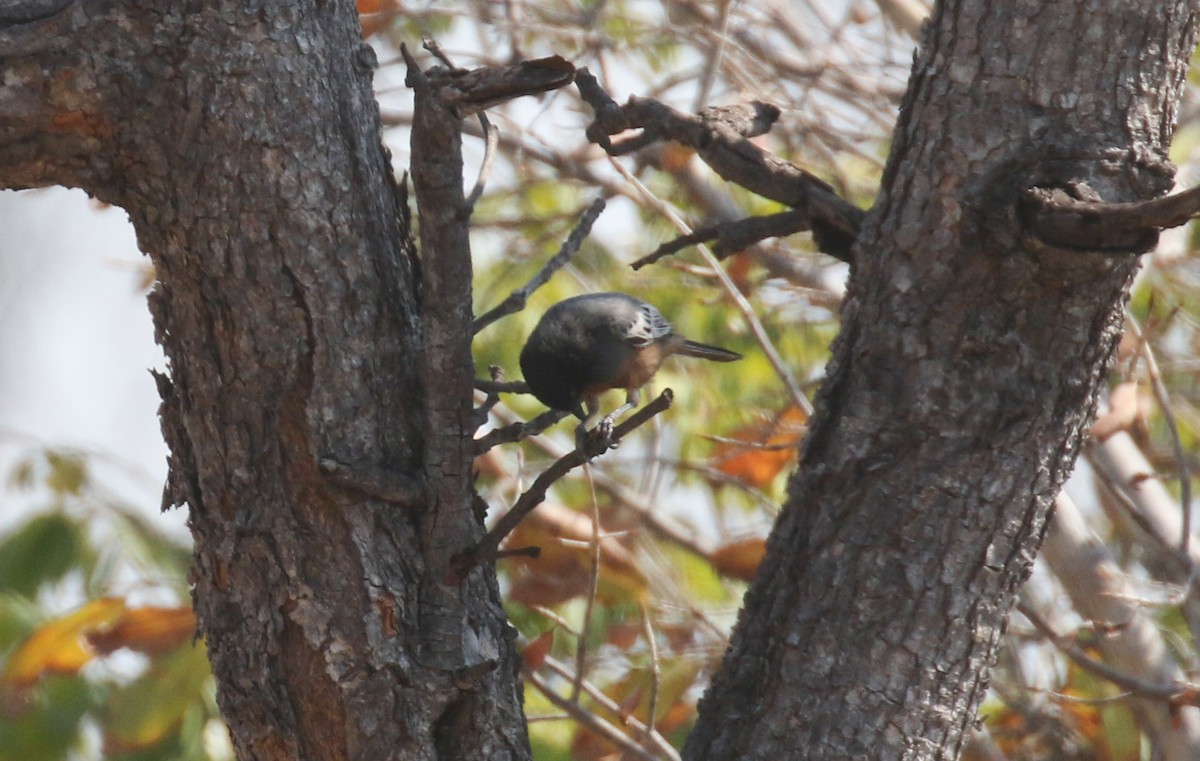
[43,451,88,496]
[0,592,41,649]
[106,509,192,585]
[103,643,213,754]
[0,514,92,598]
[0,674,98,761]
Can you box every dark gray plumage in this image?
[519,293,742,428]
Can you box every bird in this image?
[519,292,742,443]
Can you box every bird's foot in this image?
[574,417,619,457]
[597,414,617,445]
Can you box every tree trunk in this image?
[5,1,1200,760]
[0,3,527,760]
[685,1,1199,759]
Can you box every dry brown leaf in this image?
[710,538,767,582]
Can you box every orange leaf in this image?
[358,0,399,38]
[710,538,767,582]
[2,598,126,691]
[605,621,642,650]
[711,405,806,488]
[87,606,196,656]
[522,631,554,672]
[659,143,695,172]
[725,251,755,295]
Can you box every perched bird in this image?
[519,292,742,440]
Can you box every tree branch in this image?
[631,207,824,269]
[472,196,607,334]
[1020,182,1200,253]
[453,389,673,580]
[474,407,570,454]
[412,50,577,119]
[1017,601,1199,705]
[575,68,862,261]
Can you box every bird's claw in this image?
[597,415,617,443]
[574,417,619,456]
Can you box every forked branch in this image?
[575,68,863,261]
[453,389,674,579]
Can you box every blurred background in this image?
[6,1,1200,760]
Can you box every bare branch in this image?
[453,389,674,579]
[539,655,682,761]
[609,159,814,417]
[631,207,830,269]
[475,378,530,394]
[1017,601,1198,704]
[640,603,662,742]
[473,366,520,428]
[474,407,571,454]
[1020,183,1200,253]
[406,46,576,118]
[523,668,665,761]
[464,112,499,212]
[571,468,602,702]
[472,196,607,334]
[575,67,863,260]
[1128,316,1192,553]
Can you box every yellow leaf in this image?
[2,598,126,690]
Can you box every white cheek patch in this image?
[627,303,674,346]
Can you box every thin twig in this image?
[485,398,718,562]
[540,655,682,761]
[422,37,461,70]
[640,603,661,741]
[531,605,580,637]
[523,668,663,761]
[472,196,607,334]
[1017,601,1196,703]
[572,464,603,703]
[609,158,814,416]
[474,406,571,454]
[464,111,499,212]
[631,207,822,269]
[473,366,511,428]
[1128,316,1192,554]
[692,0,733,111]
[475,378,530,394]
[453,390,674,578]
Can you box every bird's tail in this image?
[677,339,742,362]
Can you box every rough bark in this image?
[0,3,527,760]
[685,1,1200,759]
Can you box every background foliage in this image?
[4,1,1200,758]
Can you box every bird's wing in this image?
[627,301,675,347]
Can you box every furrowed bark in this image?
[686,1,1200,759]
[0,3,528,759]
